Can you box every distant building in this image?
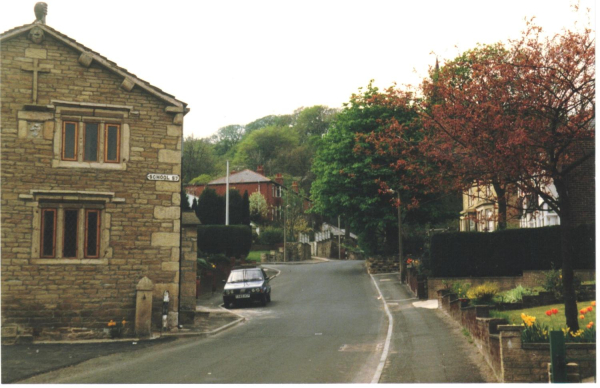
[186,166,309,221]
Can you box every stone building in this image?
[1,7,193,340]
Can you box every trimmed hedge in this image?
[430,224,595,277]
[197,225,252,258]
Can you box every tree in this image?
[245,114,293,135]
[227,189,243,225]
[233,125,299,174]
[311,82,420,257]
[242,191,250,226]
[249,192,268,223]
[293,105,338,145]
[417,19,594,331]
[182,136,220,183]
[197,188,223,225]
[211,124,244,156]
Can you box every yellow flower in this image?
[108,320,116,327]
[521,313,536,327]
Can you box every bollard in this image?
[549,330,567,382]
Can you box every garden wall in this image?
[438,291,596,382]
[366,256,399,274]
[427,269,595,300]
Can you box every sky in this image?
[1,1,595,139]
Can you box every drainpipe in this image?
[177,103,187,328]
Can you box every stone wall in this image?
[1,28,184,339]
[366,256,399,274]
[316,239,334,259]
[427,269,596,300]
[438,291,596,382]
[262,243,311,262]
[179,225,198,325]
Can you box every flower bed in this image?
[437,290,596,382]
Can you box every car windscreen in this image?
[227,269,263,283]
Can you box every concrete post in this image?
[135,277,154,338]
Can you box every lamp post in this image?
[283,204,290,262]
[389,189,404,282]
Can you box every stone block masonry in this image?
[437,291,596,382]
[1,25,187,340]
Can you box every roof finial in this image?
[34,2,47,24]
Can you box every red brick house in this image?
[186,166,311,221]
[186,166,286,220]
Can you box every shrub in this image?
[450,281,471,299]
[466,282,499,303]
[429,224,595,277]
[257,227,283,245]
[197,225,252,257]
[543,264,583,300]
[501,285,533,303]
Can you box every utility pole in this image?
[397,192,405,283]
[225,161,230,225]
[338,216,341,260]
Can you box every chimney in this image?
[275,173,283,186]
[292,181,299,193]
[256,165,264,176]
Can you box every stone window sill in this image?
[31,258,108,265]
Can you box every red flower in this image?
[580,308,587,315]
[545,310,552,316]
[551,309,558,315]
[587,306,593,312]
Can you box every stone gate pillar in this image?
[135,277,154,338]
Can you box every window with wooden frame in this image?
[39,205,103,259]
[85,209,101,258]
[41,208,57,258]
[83,122,99,162]
[59,119,123,165]
[61,122,78,161]
[104,124,121,163]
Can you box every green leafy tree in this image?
[197,188,223,225]
[189,174,213,185]
[182,136,220,183]
[227,189,243,225]
[233,125,299,175]
[242,190,250,226]
[245,114,293,135]
[249,192,268,223]
[211,124,245,156]
[311,82,412,256]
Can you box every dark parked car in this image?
[223,267,272,308]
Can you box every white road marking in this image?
[369,273,394,384]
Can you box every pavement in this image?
[0,260,324,383]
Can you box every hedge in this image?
[430,224,595,277]
[197,225,252,258]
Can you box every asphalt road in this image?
[20,260,388,384]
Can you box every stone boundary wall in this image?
[366,256,399,274]
[427,269,595,300]
[261,243,311,262]
[438,290,596,382]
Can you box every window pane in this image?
[63,123,77,160]
[84,123,98,162]
[63,209,78,257]
[105,125,120,162]
[85,210,100,258]
[41,209,56,257]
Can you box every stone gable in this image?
[1,23,188,340]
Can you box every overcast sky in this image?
[1,1,595,139]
